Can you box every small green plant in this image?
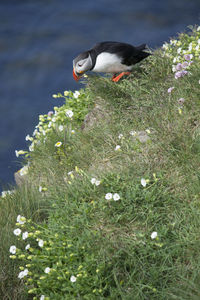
[163,25,200,76]
[10,215,107,299]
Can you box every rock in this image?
[136,131,151,143]
[14,165,29,186]
[82,99,110,131]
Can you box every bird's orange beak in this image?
[73,68,84,81]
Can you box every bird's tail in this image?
[136,43,147,51]
[136,44,152,55]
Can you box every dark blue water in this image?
[0,0,200,191]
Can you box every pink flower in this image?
[167,87,174,93]
[175,71,182,79]
[175,70,188,79]
[175,63,182,71]
[177,98,185,105]
[181,61,189,68]
[48,111,54,117]
[184,54,193,61]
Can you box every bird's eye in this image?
[78,62,83,67]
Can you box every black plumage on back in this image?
[91,41,150,66]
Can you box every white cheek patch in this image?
[76,54,92,73]
[92,52,130,73]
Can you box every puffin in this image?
[73,41,150,82]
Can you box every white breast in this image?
[92,52,132,73]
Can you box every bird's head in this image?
[73,51,92,81]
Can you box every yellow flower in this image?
[55,141,62,147]
[178,108,182,115]
[15,150,26,157]
[28,289,36,294]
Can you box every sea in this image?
[0,0,200,191]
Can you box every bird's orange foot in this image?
[112,72,131,82]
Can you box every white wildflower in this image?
[118,134,123,139]
[73,91,80,99]
[25,134,33,141]
[113,193,120,201]
[58,125,64,132]
[172,65,176,73]
[9,245,17,254]
[38,239,44,248]
[13,228,21,236]
[141,178,147,187]
[177,47,182,54]
[18,269,28,279]
[22,232,29,240]
[105,193,113,200]
[151,231,158,239]
[70,275,77,283]
[66,109,74,118]
[130,131,137,136]
[44,267,51,274]
[25,244,30,250]
[162,43,168,50]
[15,150,26,157]
[32,129,37,136]
[91,178,96,185]
[18,271,25,279]
[115,145,121,151]
[23,269,28,276]
[17,215,26,224]
[1,190,13,198]
[40,296,45,300]
[29,143,34,152]
[91,178,101,186]
[64,90,69,96]
[188,43,193,51]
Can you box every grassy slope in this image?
[0,45,200,299]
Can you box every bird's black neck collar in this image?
[88,49,97,71]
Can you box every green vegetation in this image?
[1,26,200,299]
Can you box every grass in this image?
[0,28,200,299]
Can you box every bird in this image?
[73,41,151,82]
